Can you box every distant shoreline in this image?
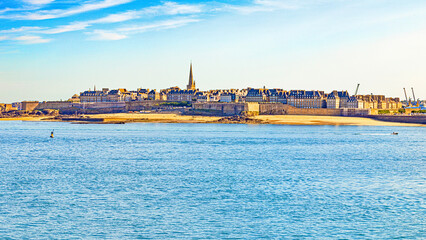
[1,113,425,127]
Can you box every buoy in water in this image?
[50,130,54,138]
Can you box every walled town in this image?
[1,64,425,124]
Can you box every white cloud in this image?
[91,10,140,24]
[0,1,203,42]
[226,0,301,14]
[0,36,8,41]
[0,1,203,37]
[118,18,200,33]
[1,0,133,20]
[157,2,204,15]
[22,0,54,5]
[0,6,41,14]
[14,35,51,44]
[88,18,199,41]
[88,30,127,40]
[40,22,90,34]
[0,26,44,33]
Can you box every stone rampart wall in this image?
[286,106,342,116]
[259,103,289,115]
[36,101,72,110]
[59,107,126,114]
[342,108,371,116]
[21,101,40,111]
[259,103,343,116]
[126,101,166,111]
[367,115,426,124]
[193,102,258,116]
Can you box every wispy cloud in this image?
[0,6,41,14]
[39,22,90,34]
[0,36,9,41]
[22,0,54,5]
[88,18,199,40]
[118,18,200,33]
[88,30,127,40]
[91,10,140,24]
[1,0,133,20]
[154,1,204,15]
[0,0,296,43]
[227,0,300,14]
[0,1,203,37]
[14,35,51,44]
[0,26,45,34]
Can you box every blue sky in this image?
[0,0,425,102]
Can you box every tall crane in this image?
[354,83,360,95]
[403,88,409,103]
[411,87,417,105]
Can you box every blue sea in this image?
[0,121,424,239]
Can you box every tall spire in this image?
[187,62,195,90]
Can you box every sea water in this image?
[0,121,424,239]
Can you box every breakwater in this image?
[367,115,426,125]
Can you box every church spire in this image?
[187,62,195,90]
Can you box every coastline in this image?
[1,113,424,127]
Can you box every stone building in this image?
[80,88,132,102]
[147,90,160,100]
[80,88,108,102]
[347,96,364,109]
[137,88,149,100]
[220,93,239,102]
[245,88,270,102]
[167,89,197,102]
[287,90,325,108]
[269,89,288,103]
[0,103,16,112]
[21,101,39,111]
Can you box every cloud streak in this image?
[226,0,300,14]
[39,22,90,34]
[0,1,203,36]
[0,0,300,44]
[88,30,127,40]
[22,0,55,5]
[14,35,51,44]
[0,26,45,34]
[0,0,133,20]
[88,18,199,40]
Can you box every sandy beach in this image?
[253,115,425,126]
[71,113,425,126]
[0,117,45,121]
[1,113,424,126]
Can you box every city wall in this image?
[35,101,381,117]
[36,101,72,110]
[126,101,170,111]
[194,102,372,116]
[367,115,426,125]
[192,102,259,116]
[37,101,182,114]
[21,101,40,111]
[37,101,126,114]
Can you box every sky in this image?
[0,0,425,103]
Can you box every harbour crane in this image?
[411,87,417,105]
[403,88,409,106]
[354,83,360,95]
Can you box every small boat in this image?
[391,132,398,135]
